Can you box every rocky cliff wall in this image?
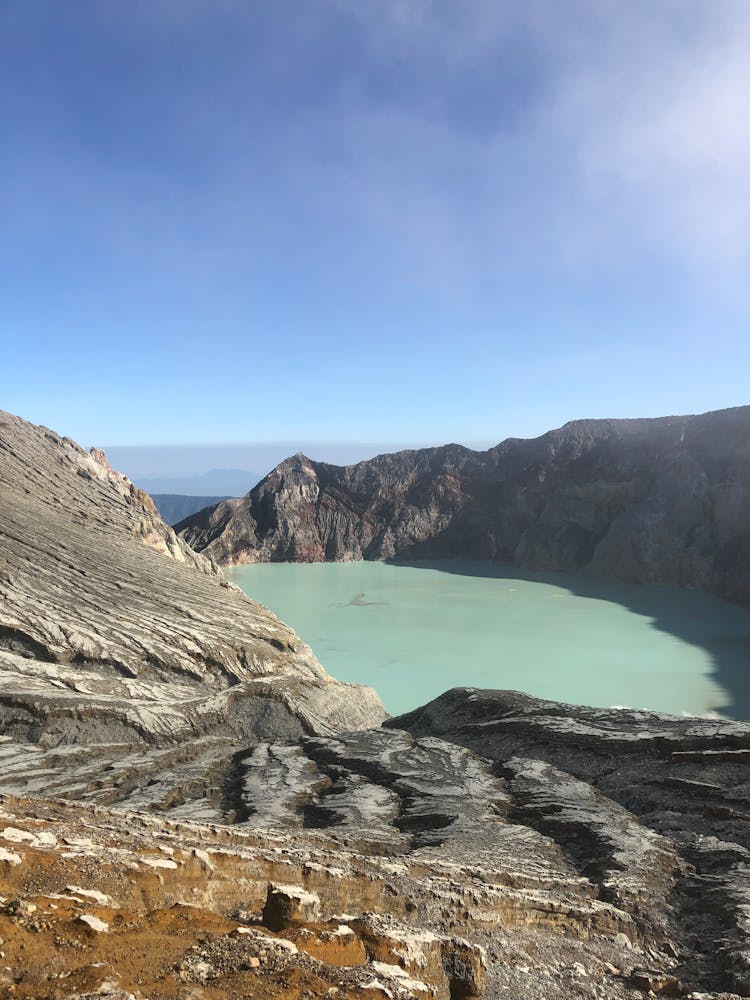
[176,406,750,606]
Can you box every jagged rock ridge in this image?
[176,405,750,606]
[0,409,384,762]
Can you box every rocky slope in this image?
[176,405,750,606]
[0,409,384,765]
[0,794,490,1000]
[4,688,750,997]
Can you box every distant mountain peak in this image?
[176,405,750,608]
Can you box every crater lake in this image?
[226,560,750,719]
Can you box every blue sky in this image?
[2,0,749,455]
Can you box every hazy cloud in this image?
[6,1,747,292]
[313,0,750,279]
[3,0,748,446]
[550,1,750,273]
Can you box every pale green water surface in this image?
[226,561,750,718]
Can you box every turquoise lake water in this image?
[226,561,750,719]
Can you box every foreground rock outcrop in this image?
[0,794,490,999]
[0,409,384,762]
[4,688,750,997]
[176,405,750,606]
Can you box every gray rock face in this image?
[0,409,384,760]
[5,646,750,991]
[390,687,750,993]
[69,684,743,997]
[176,406,750,606]
[3,696,750,1000]
[216,687,750,996]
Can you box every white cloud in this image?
[549,1,750,273]
[318,0,750,279]
[9,1,748,292]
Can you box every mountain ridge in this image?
[176,404,750,607]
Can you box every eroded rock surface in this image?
[176,406,750,606]
[5,681,750,997]
[390,688,750,995]
[5,408,750,997]
[0,794,491,999]
[0,409,384,758]
[0,793,669,999]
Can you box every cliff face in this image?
[176,406,750,605]
[0,409,384,762]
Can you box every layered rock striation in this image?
[0,409,384,763]
[4,688,750,996]
[230,689,750,996]
[176,405,750,606]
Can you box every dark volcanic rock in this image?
[176,406,750,606]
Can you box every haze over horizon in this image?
[104,404,744,486]
[105,439,473,485]
[2,1,749,448]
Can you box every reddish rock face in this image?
[293,542,327,562]
[176,406,750,609]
